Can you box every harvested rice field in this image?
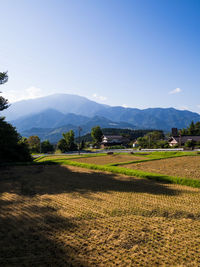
[0,164,200,266]
[71,154,146,165]
[35,154,84,161]
[122,155,200,180]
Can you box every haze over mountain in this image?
[3,94,108,121]
[3,94,200,136]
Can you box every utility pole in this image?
[179,131,182,147]
[78,127,82,155]
[40,140,42,154]
[149,134,151,148]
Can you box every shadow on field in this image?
[0,196,89,266]
[0,164,192,266]
[0,164,179,197]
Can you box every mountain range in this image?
[2,93,200,142]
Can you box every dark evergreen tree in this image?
[41,140,54,153]
[0,118,32,162]
[181,121,200,136]
[0,72,32,163]
[188,121,195,135]
[0,72,9,111]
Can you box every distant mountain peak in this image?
[2,93,200,132]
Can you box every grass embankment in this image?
[34,153,108,162]
[36,153,200,188]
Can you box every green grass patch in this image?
[147,151,196,157]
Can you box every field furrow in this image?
[1,156,200,266]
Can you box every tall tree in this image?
[194,121,200,135]
[58,130,77,152]
[0,72,9,111]
[0,71,32,162]
[63,130,76,151]
[188,121,195,135]
[27,136,41,153]
[91,126,103,145]
[137,131,165,149]
[41,140,54,153]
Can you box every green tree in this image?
[27,136,41,153]
[0,72,32,162]
[57,130,77,152]
[57,139,67,153]
[0,118,32,162]
[180,121,200,136]
[154,140,169,148]
[91,126,103,145]
[180,128,188,135]
[41,140,54,153]
[188,121,195,135]
[0,72,9,111]
[184,139,196,149]
[194,121,200,135]
[137,131,165,149]
[63,130,76,151]
[137,136,149,148]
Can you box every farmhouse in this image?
[169,135,200,147]
[101,135,130,148]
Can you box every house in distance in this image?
[169,128,200,147]
[101,135,130,148]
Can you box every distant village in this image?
[25,121,200,153]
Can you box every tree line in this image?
[25,126,103,153]
[180,121,200,136]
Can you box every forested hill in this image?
[75,128,157,143]
[3,93,200,131]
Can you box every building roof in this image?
[102,135,130,144]
[169,135,200,144]
[103,135,125,139]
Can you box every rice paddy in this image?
[71,153,147,165]
[1,152,200,266]
[122,155,200,180]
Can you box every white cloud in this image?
[179,106,189,110]
[25,86,43,99]
[169,88,182,94]
[3,86,44,102]
[92,93,107,102]
[122,104,129,108]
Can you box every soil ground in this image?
[0,164,200,266]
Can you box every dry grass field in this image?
[71,154,146,165]
[1,163,200,266]
[122,156,200,180]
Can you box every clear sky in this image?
[0,0,200,113]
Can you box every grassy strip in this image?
[34,153,108,163]
[43,159,200,188]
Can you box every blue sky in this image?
[0,0,200,112]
